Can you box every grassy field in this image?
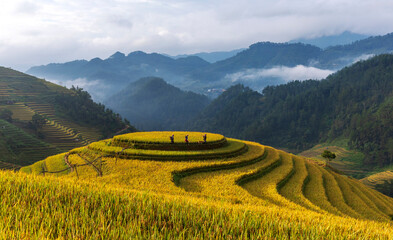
[14,131,393,239]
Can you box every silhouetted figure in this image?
[185,135,189,144]
[203,134,207,144]
[170,134,174,144]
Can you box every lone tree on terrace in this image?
[322,150,336,166]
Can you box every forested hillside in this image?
[191,54,393,168]
[105,77,210,130]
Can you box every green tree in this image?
[322,150,336,166]
[0,109,13,122]
[30,113,46,129]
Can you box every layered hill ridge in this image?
[0,67,134,167]
[105,77,210,130]
[26,32,393,101]
[21,131,393,227]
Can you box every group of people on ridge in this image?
[169,134,207,144]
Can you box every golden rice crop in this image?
[1,170,393,239]
[14,131,393,239]
[278,156,324,213]
[88,138,246,159]
[114,131,224,144]
[318,167,361,218]
[20,153,68,176]
[178,142,270,203]
[241,150,296,207]
[63,142,260,195]
[354,177,393,214]
[332,172,387,221]
[350,177,393,214]
[343,176,390,219]
[303,163,341,216]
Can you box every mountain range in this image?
[168,48,245,63]
[27,32,393,102]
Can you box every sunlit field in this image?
[12,131,393,239]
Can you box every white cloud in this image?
[48,78,109,102]
[225,65,335,83]
[1,0,393,70]
[352,54,375,63]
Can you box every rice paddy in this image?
[14,131,393,239]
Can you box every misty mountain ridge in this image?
[168,48,246,63]
[27,32,393,101]
[28,51,209,102]
[289,31,370,49]
[105,77,210,131]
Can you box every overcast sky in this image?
[1,0,393,71]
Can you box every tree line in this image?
[54,86,136,138]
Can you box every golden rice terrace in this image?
[8,131,393,238]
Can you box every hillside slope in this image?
[0,67,135,167]
[105,77,210,130]
[191,54,393,168]
[16,131,393,238]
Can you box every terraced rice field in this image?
[0,119,60,165]
[361,170,393,186]
[25,102,101,144]
[0,76,46,97]
[0,83,13,97]
[0,161,21,170]
[21,131,393,226]
[0,102,35,121]
[0,101,100,150]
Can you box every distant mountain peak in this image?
[127,51,147,57]
[169,49,246,63]
[89,57,103,63]
[109,51,126,59]
[135,76,167,87]
[249,41,320,49]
